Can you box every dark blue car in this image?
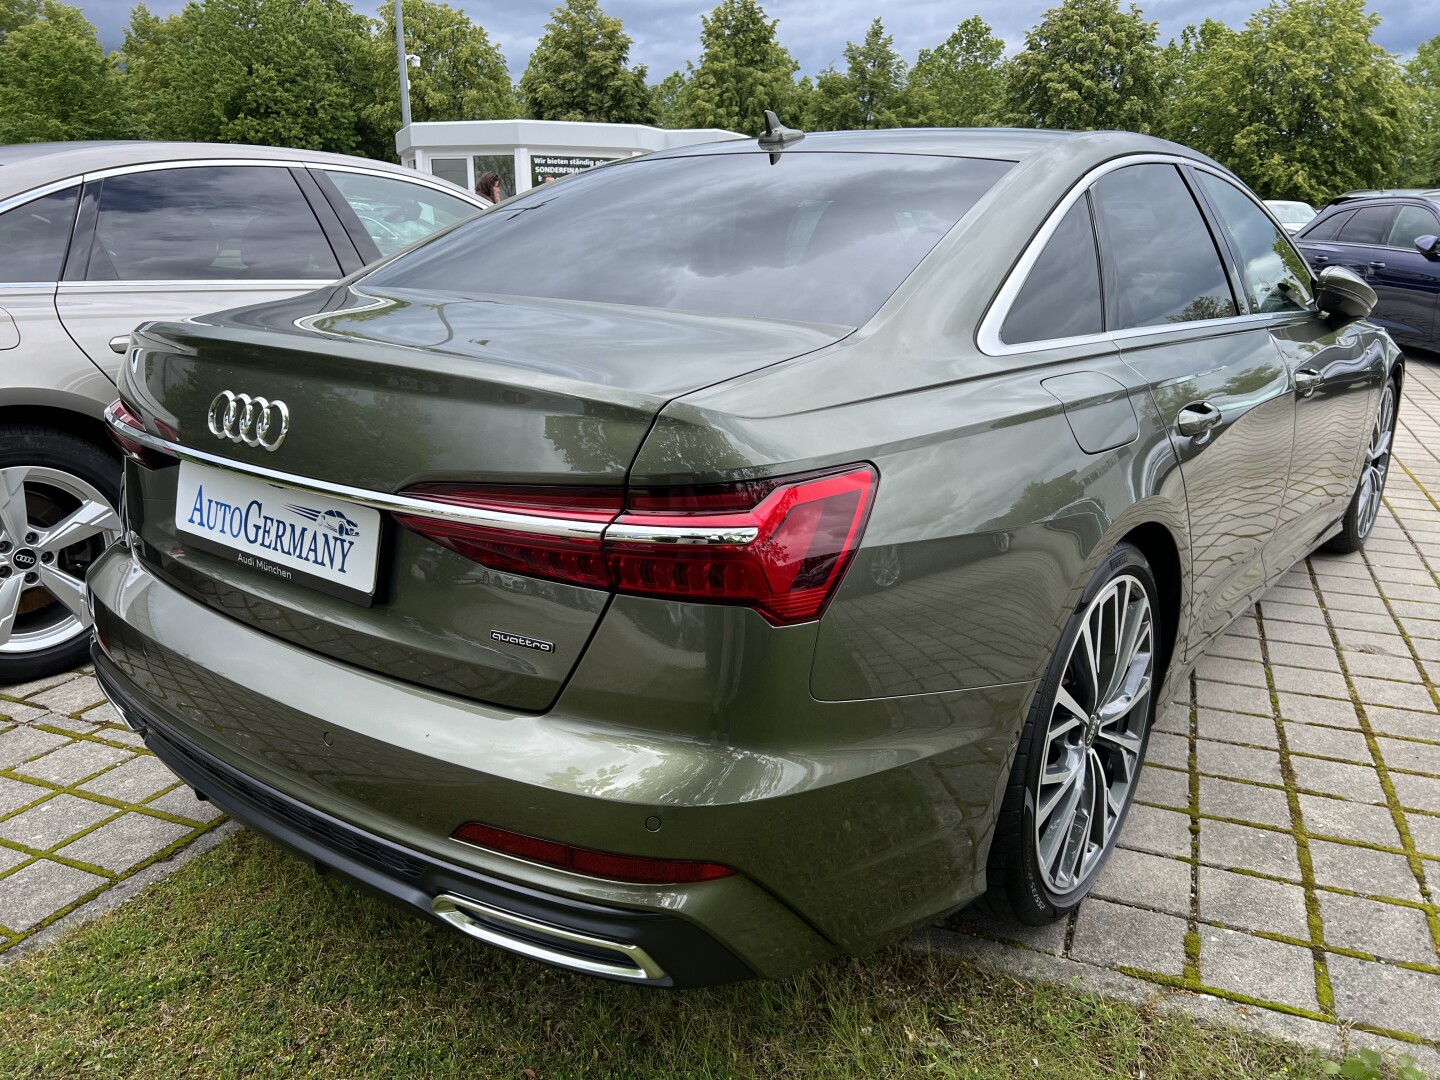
[1294,189,1440,354]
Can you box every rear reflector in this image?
[452,822,735,885]
[396,465,877,625]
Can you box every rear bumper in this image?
[88,540,1028,977]
[94,648,752,988]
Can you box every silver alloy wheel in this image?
[1033,573,1154,894]
[1356,382,1396,539]
[0,466,120,654]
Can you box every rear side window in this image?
[1195,172,1311,313]
[1090,164,1237,329]
[1387,205,1440,250]
[1001,198,1103,344]
[318,170,477,257]
[365,152,1013,327]
[1301,210,1353,242]
[0,187,78,283]
[1336,205,1393,245]
[86,166,341,281]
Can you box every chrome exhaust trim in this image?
[430,893,668,982]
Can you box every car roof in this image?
[640,127,1226,171]
[1332,188,1440,201]
[0,140,467,203]
[1323,189,1440,211]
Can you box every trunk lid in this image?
[120,285,842,711]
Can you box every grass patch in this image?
[0,832,1342,1078]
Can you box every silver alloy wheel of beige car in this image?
[0,465,119,654]
[1033,572,1155,894]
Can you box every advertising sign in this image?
[530,154,619,186]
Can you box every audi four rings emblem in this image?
[207,391,290,451]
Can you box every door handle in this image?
[1368,261,1387,270]
[1295,368,1322,397]
[108,335,129,355]
[1311,255,1329,264]
[1176,401,1222,437]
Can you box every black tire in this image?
[0,425,120,685]
[985,542,1161,925]
[1322,376,1398,555]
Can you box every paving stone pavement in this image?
[4,365,1440,1066]
[941,358,1440,1062]
[0,668,223,953]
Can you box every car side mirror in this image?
[1415,234,1440,260]
[1314,265,1376,319]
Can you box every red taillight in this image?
[609,466,876,624]
[396,465,877,625]
[393,486,622,589]
[106,399,162,469]
[452,822,735,885]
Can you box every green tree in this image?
[1004,0,1162,132]
[0,1,128,143]
[1171,0,1416,202]
[652,69,687,128]
[116,0,382,155]
[365,0,518,135]
[673,0,800,135]
[117,2,187,140]
[907,16,1005,126]
[1404,34,1440,186]
[520,0,654,123]
[0,0,39,43]
[1156,19,1236,145]
[806,18,914,131]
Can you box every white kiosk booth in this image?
[395,119,745,198]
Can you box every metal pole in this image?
[395,0,412,130]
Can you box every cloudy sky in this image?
[77,0,1439,79]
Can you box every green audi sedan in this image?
[87,127,1399,986]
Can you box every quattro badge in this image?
[491,630,554,653]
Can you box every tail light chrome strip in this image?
[605,523,759,546]
[104,402,608,541]
[106,402,759,547]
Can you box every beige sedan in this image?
[0,140,484,681]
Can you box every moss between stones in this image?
[1185,669,1204,988]
[1334,553,1440,965]
[0,738,227,956]
[1253,602,1337,1015]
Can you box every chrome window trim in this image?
[57,279,333,291]
[82,158,302,182]
[0,282,61,290]
[0,178,81,218]
[977,153,1314,357]
[304,162,486,208]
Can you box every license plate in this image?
[175,460,382,603]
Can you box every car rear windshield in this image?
[364,152,1013,327]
